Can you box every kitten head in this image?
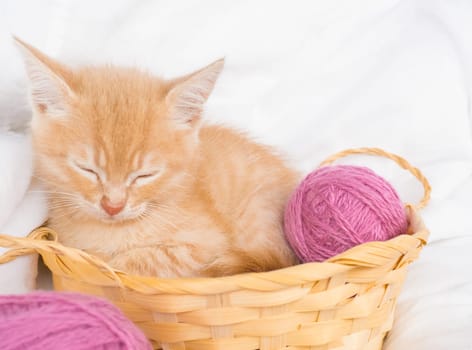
[15,37,224,222]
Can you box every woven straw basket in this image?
[0,148,430,350]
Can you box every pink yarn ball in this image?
[284,165,408,262]
[0,292,152,350]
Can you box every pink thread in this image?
[284,165,408,262]
[0,291,151,350]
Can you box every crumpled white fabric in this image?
[0,0,471,347]
[0,133,48,293]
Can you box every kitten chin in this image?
[17,37,300,277]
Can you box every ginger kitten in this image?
[16,38,299,277]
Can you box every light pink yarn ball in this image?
[284,165,408,262]
[0,291,152,350]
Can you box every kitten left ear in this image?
[166,58,224,128]
[13,36,74,119]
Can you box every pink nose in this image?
[100,196,126,216]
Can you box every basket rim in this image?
[0,206,429,295]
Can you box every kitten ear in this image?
[13,36,74,118]
[166,58,224,128]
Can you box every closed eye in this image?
[80,167,98,175]
[71,161,100,181]
[130,170,161,185]
[136,173,154,179]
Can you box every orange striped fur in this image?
[16,38,299,277]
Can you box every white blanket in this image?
[1,0,471,348]
[0,133,47,293]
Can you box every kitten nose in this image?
[100,196,126,216]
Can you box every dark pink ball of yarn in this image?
[284,165,408,262]
[0,291,152,350]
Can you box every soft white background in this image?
[0,0,471,348]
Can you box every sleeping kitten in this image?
[15,38,299,277]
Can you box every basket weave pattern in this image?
[0,148,430,350]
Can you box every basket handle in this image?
[0,227,124,287]
[319,147,431,210]
[0,227,56,264]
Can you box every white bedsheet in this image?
[0,133,47,293]
[1,0,471,348]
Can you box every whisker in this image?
[29,190,77,196]
[48,203,83,211]
[141,207,180,231]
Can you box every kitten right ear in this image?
[166,58,224,129]
[14,36,74,118]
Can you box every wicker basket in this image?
[0,148,430,350]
